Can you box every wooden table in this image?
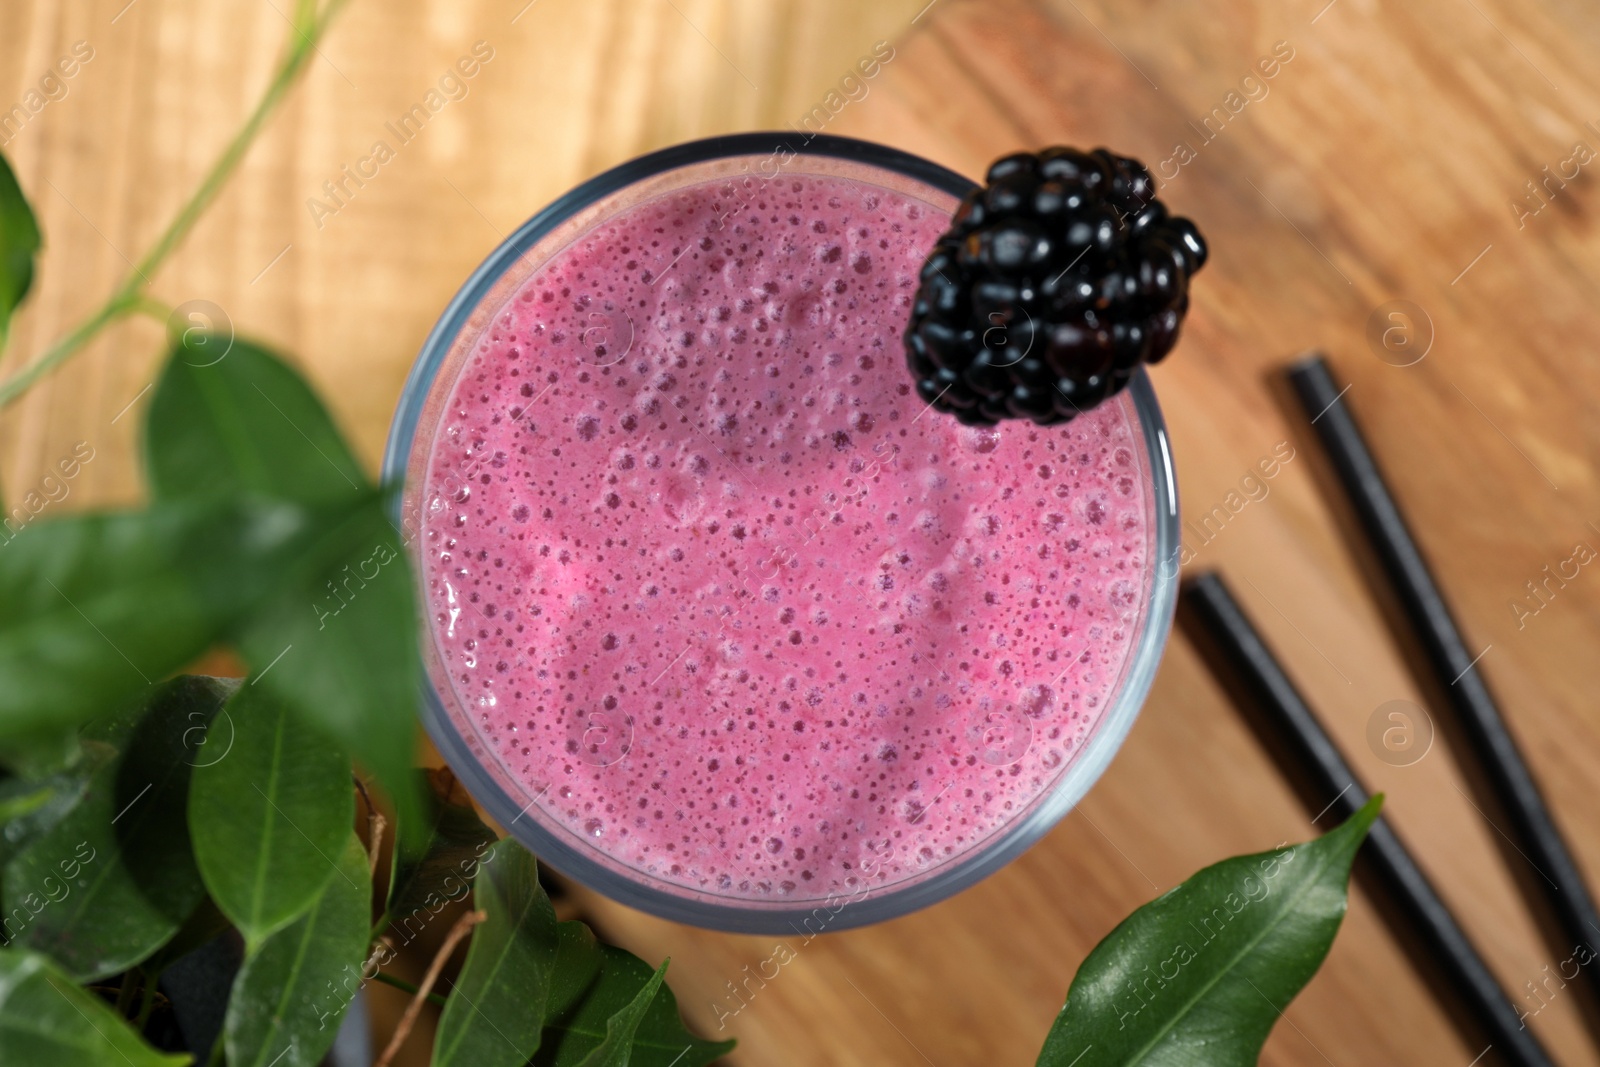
[5,0,1600,1063]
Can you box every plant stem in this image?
[352,774,389,882]
[371,970,448,1009]
[133,968,161,1030]
[129,294,175,324]
[114,967,141,1016]
[367,809,389,882]
[373,909,484,1067]
[0,0,349,410]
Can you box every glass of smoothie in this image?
[384,133,1179,932]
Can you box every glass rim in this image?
[382,131,1180,933]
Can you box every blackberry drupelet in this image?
[905,147,1207,426]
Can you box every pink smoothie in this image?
[420,172,1151,901]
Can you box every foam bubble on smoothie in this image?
[420,174,1149,900]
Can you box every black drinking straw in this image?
[1287,354,1600,1014]
[1181,572,1557,1067]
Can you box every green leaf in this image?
[224,832,371,1067]
[537,925,734,1067]
[574,961,667,1067]
[142,337,423,841]
[1037,796,1383,1067]
[146,338,366,506]
[0,151,42,353]
[233,492,424,843]
[0,740,114,870]
[0,497,320,743]
[0,489,422,839]
[0,507,234,743]
[0,740,112,943]
[0,785,53,825]
[0,728,85,778]
[2,677,227,981]
[189,681,354,946]
[433,840,558,1067]
[0,948,189,1066]
[385,768,495,928]
[545,922,604,1019]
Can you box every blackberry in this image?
[905,147,1206,426]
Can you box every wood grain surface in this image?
[5,0,1600,1064]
